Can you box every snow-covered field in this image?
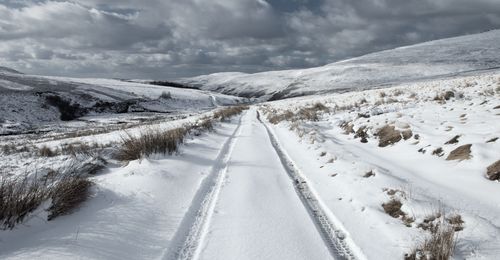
[1,69,498,259]
[260,71,500,259]
[1,30,500,260]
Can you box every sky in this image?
[1,0,500,79]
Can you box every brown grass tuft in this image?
[116,127,188,161]
[406,220,457,260]
[39,145,56,157]
[382,198,405,218]
[48,176,93,220]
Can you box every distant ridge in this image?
[180,29,500,100]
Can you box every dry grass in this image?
[117,105,248,161]
[376,125,402,147]
[213,106,248,121]
[47,176,93,220]
[267,102,328,124]
[0,174,46,229]
[39,145,56,157]
[116,127,188,161]
[407,218,458,260]
[0,167,94,229]
[268,110,294,124]
[382,198,405,218]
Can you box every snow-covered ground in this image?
[180,30,500,100]
[260,71,500,259]
[1,30,500,260]
[1,70,498,259]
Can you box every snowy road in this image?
[181,108,332,260]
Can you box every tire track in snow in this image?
[163,112,246,260]
[257,111,366,260]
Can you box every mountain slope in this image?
[0,68,244,134]
[180,30,500,100]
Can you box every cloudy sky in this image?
[1,0,500,79]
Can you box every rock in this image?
[377,125,402,147]
[432,147,444,157]
[354,126,369,143]
[486,160,500,180]
[443,91,455,100]
[401,129,413,140]
[445,135,461,145]
[446,144,472,161]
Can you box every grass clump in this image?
[116,127,188,161]
[0,175,46,229]
[213,106,248,121]
[39,145,56,157]
[48,176,93,220]
[0,169,94,229]
[406,220,457,260]
[117,106,248,161]
[382,198,405,218]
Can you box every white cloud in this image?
[0,0,499,78]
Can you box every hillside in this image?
[0,68,244,134]
[180,30,500,100]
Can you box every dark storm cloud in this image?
[0,0,499,79]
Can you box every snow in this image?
[198,109,332,260]
[0,116,243,259]
[1,30,500,259]
[180,30,500,100]
[261,71,500,259]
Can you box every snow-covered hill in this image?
[180,30,500,100]
[0,68,244,134]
